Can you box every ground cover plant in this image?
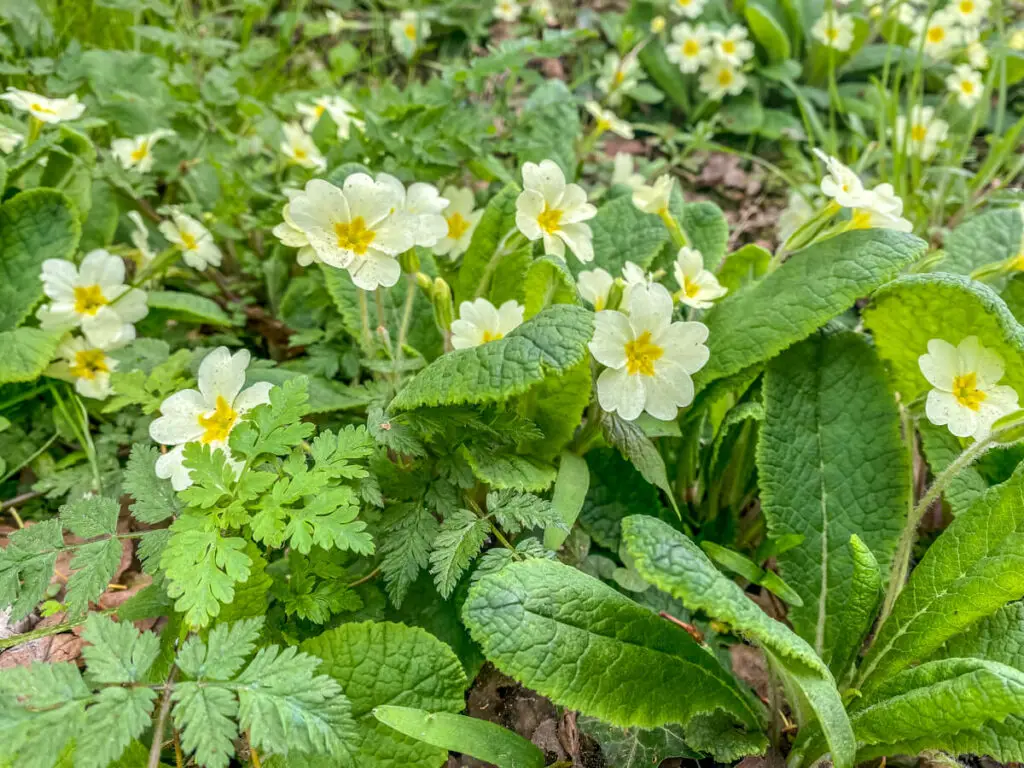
[0,0,1022,766]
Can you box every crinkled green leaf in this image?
[462,558,764,731]
[758,332,906,670]
[828,535,881,680]
[0,328,61,384]
[683,711,770,762]
[578,717,698,766]
[461,443,556,491]
[455,183,522,304]
[937,601,1024,669]
[696,229,926,392]
[520,358,591,461]
[522,254,577,319]
[586,195,669,276]
[391,304,594,411]
[599,410,676,507]
[146,290,235,326]
[942,208,1022,276]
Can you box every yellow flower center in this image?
[180,231,199,251]
[960,0,974,12]
[130,141,150,163]
[30,102,56,115]
[197,395,239,444]
[683,278,701,298]
[593,296,606,311]
[960,80,975,94]
[1010,252,1024,271]
[826,26,838,40]
[69,349,109,380]
[293,146,307,160]
[314,104,326,117]
[678,0,692,6]
[446,211,471,240]
[910,123,928,142]
[536,203,563,234]
[927,25,945,44]
[683,39,700,56]
[404,23,417,40]
[481,329,504,343]
[335,216,376,255]
[849,210,873,229]
[613,70,626,86]
[717,68,734,86]
[721,40,737,54]
[952,372,986,411]
[624,331,664,377]
[73,284,109,316]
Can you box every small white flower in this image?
[948,0,989,27]
[666,23,713,73]
[894,105,948,160]
[1,88,84,123]
[812,12,856,51]
[919,337,1019,440]
[297,95,363,139]
[699,60,747,100]
[669,0,708,20]
[965,31,988,69]
[0,124,23,154]
[813,149,873,208]
[531,0,556,24]
[578,268,615,311]
[159,209,223,270]
[49,335,119,400]
[946,64,983,108]
[287,175,416,290]
[390,10,429,59]
[847,183,914,232]
[111,129,173,173]
[515,159,597,263]
[272,198,318,267]
[589,282,710,421]
[632,175,674,215]
[711,26,755,66]
[149,347,274,491]
[434,186,483,259]
[621,261,654,306]
[913,10,960,59]
[279,122,326,171]
[612,153,645,190]
[494,0,522,22]
[778,191,816,243]
[36,250,148,347]
[673,247,727,309]
[128,211,156,267]
[450,298,524,349]
[379,175,450,249]
[1011,28,1024,51]
[325,9,346,34]
[596,53,641,106]
[585,101,634,139]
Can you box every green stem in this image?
[658,209,688,249]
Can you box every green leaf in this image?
[0,518,63,621]
[392,304,594,411]
[81,614,161,684]
[461,444,557,491]
[522,254,577,319]
[599,410,676,510]
[462,558,765,731]
[942,208,1022,276]
[863,273,1024,401]
[746,2,792,62]
[300,621,467,768]
[78,687,158,768]
[577,717,698,766]
[429,509,490,598]
[695,229,926,392]
[544,451,590,550]
[620,515,854,768]
[683,711,770,761]
[379,504,440,607]
[717,244,771,293]
[455,183,522,305]
[757,332,906,670]
[513,79,579,179]
[517,357,591,461]
[827,535,881,680]
[856,464,1024,692]
[176,617,263,680]
[671,192,730,270]
[579,448,668,552]
[0,189,81,332]
[0,328,61,384]
[586,195,669,276]
[0,663,90,768]
[917,421,987,516]
[487,489,561,534]
[64,537,122,619]
[123,443,182,523]
[146,290,235,326]
[937,601,1024,669]
[229,377,314,460]
[373,707,545,768]
[171,683,239,768]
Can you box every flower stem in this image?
[658,209,688,249]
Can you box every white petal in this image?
[597,366,646,421]
[919,339,958,390]
[79,249,125,290]
[589,311,632,368]
[198,347,249,404]
[234,382,274,413]
[557,223,594,263]
[628,283,674,337]
[959,336,1005,388]
[348,251,401,290]
[522,159,566,203]
[155,445,193,491]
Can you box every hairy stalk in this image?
[358,289,373,351]
[148,665,178,768]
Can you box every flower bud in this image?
[431,277,454,331]
[650,15,666,33]
[399,248,420,275]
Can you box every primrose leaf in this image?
[455,182,522,305]
[586,195,669,276]
[577,717,697,767]
[942,208,1022,277]
[0,328,61,384]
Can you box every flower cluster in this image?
[665,23,753,100]
[814,150,913,232]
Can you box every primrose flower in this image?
[380,176,450,249]
[711,26,755,66]
[515,159,597,264]
[666,23,713,73]
[847,183,913,233]
[621,261,655,307]
[578,268,615,311]
[699,60,747,100]
[913,11,960,59]
[434,186,483,259]
[532,0,556,24]
[949,0,989,27]
[1,88,84,123]
[287,176,416,290]
[596,53,641,105]
[279,122,326,171]
[919,337,1019,440]
[128,211,156,267]
[391,10,429,59]
[159,210,223,270]
[585,102,634,139]
[36,250,148,348]
[0,125,22,153]
[111,129,173,173]
[814,149,873,208]
[273,197,317,267]
[946,64,983,108]
[325,9,346,34]
[811,12,855,51]
[494,0,522,22]
[673,247,727,309]
[1011,29,1024,51]
[612,153,645,190]
[894,105,948,160]
[590,282,710,421]
[149,347,273,491]
[632,175,674,215]
[964,30,988,69]
[669,0,708,20]
[297,96,363,139]
[49,335,119,400]
[451,298,525,349]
